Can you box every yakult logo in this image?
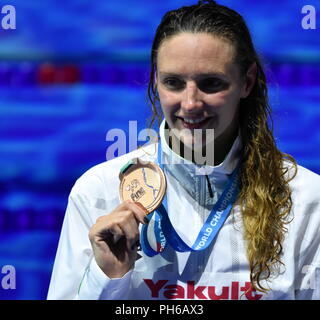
[143,279,263,300]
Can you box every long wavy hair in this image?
[146,0,297,292]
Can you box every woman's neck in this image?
[165,122,239,167]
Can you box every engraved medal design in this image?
[119,158,166,214]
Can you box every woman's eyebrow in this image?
[158,71,227,79]
[194,72,227,80]
[157,72,183,78]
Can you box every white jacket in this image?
[47,121,320,300]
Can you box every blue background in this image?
[0,0,319,299]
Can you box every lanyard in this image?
[140,142,240,256]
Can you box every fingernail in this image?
[136,202,148,214]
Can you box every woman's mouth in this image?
[179,116,211,129]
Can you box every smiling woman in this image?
[47,0,320,300]
[156,33,256,165]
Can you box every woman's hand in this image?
[88,200,148,278]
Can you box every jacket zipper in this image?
[198,174,207,273]
[205,174,213,198]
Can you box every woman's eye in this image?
[198,78,227,93]
[163,78,184,90]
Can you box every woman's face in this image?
[156,32,255,152]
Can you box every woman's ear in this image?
[240,62,257,98]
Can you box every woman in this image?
[47,0,320,300]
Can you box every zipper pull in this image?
[205,174,213,198]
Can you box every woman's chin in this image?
[177,136,208,152]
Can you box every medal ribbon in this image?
[140,142,240,256]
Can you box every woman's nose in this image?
[180,82,203,112]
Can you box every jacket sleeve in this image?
[76,257,133,300]
[293,187,320,300]
[47,175,133,300]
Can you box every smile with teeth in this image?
[182,117,207,124]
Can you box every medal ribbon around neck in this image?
[139,141,241,256]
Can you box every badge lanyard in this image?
[140,142,240,257]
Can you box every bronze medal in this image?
[119,158,166,214]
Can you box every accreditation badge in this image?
[119,158,166,214]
